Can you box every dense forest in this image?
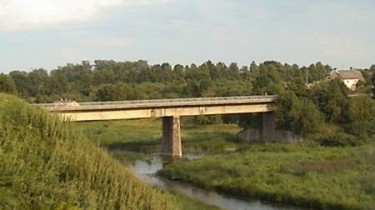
[1,60,374,145]
[0,60,337,101]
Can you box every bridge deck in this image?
[39,95,277,112]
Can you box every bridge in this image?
[38,95,277,157]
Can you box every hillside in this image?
[0,93,171,210]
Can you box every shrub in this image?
[319,132,364,146]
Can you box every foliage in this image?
[251,64,284,95]
[159,144,375,210]
[0,93,172,210]
[238,114,262,129]
[93,83,145,101]
[306,62,331,82]
[192,115,223,125]
[9,71,32,98]
[0,74,17,95]
[318,131,362,146]
[77,119,241,154]
[346,95,375,138]
[276,92,323,136]
[5,60,332,102]
[310,79,349,124]
[370,64,375,72]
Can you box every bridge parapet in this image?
[37,95,277,112]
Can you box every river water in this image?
[125,153,303,210]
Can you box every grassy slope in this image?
[159,144,375,210]
[0,93,172,210]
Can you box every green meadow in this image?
[77,118,242,154]
[159,144,375,210]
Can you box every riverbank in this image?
[158,144,375,210]
[77,119,375,210]
[118,153,304,210]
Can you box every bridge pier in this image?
[262,112,276,141]
[161,116,182,157]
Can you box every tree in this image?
[370,64,375,72]
[238,114,262,129]
[28,68,50,96]
[310,79,349,124]
[249,61,258,72]
[9,71,32,97]
[276,91,323,136]
[172,64,185,81]
[193,115,222,125]
[0,74,17,95]
[307,62,331,82]
[346,95,375,139]
[287,77,307,97]
[228,62,241,80]
[94,83,130,101]
[183,79,213,97]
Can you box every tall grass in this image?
[159,144,375,210]
[0,93,172,210]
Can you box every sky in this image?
[0,0,374,73]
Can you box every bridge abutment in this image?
[161,116,182,157]
[262,112,276,141]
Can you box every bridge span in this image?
[38,95,277,157]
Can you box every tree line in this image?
[0,60,333,102]
[0,60,374,145]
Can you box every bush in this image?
[319,132,364,146]
[0,74,17,95]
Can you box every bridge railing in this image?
[35,95,277,109]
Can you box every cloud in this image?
[0,0,170,31]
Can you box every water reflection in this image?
[128,154,303,210]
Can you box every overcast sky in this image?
[0,0,374,72]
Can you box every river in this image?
[124,153,303,210]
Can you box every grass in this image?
[77,119,242,154]
[158,144,375,210]
[0,93,172,210]
[74,112,375,210]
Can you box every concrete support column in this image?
[161,116,182,157]
[262,112,276,141]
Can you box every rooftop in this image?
[329,69,365,81]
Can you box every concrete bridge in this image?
[38,95,277,157]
